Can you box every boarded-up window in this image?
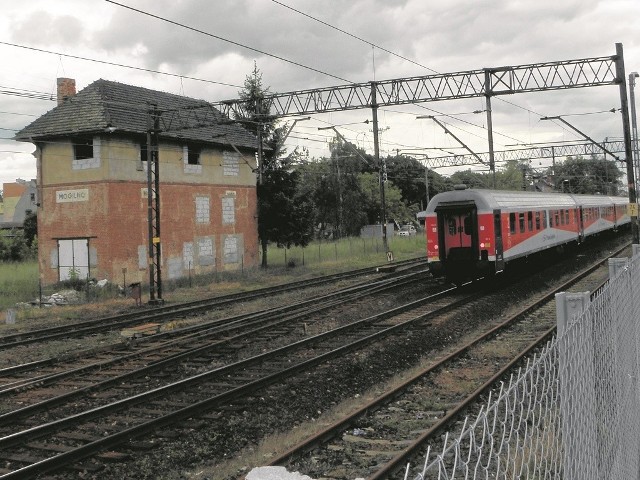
[222,196,235,225]
[195,196,210,224]
[58,238,89,281]
[223,236,238,264]
[198,237,215,266]
[223,151,240,176]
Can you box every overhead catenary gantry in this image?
[147,42,638,268]
[413,139,629,169]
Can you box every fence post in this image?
[608,257,629,279]
[556,291,596,480]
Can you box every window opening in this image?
[519,212,525,233]
[74,138,93,160]
[463,215,472,235]
[187,146,201,165]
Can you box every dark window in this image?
[74,138,93,160]
[543,211,547,228]
[463,215,472,235]
[519,212,525,233]
[494,212,502,238]
[509,213,516,233]
[187,146,201,165]
[565,210,569,224]
[140,142,148,162]
[448,218,456,235]
[527,211,533,231]
[535,212,541,230]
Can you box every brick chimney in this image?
[56,78,76,105]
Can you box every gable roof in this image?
[14,79,259,150]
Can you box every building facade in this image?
[15,78,260,286]
[0,179,37,229]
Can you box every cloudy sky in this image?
[1,0,639,187]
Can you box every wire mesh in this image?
[405,252,640,480]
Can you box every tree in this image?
[552,155,622,194]
[236,64,314,267]
[23,211,37,247]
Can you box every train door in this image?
[578,206,584,242]
[436,204,478,267]
[493,209,504,273]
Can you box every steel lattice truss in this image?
[210,54,618,119]
[152,53,619,129]
[422,140,627,169]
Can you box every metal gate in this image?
[58,238,89,281]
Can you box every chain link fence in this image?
[405,248,640,480]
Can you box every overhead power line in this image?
[105,0,353,84]
[0,41,242,89]
[271,0,440,75]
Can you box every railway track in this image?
[0,239,628,479]
[0,269,432,409]
[0,257,426,349]
[0,271,484,478]
[266,243,627,479]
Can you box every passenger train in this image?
[424,186,630,283]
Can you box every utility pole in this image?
[629,72,639,195]
[371,82,388,252]
[614,42,639,244]
[484,69,497,189]
[146,104,163,304]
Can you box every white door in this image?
[58,239,89,281]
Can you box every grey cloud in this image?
[10,11,84,46]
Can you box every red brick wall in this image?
[38,181,258,285]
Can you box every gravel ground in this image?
[19,234,633,480]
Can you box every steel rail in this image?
[0,271,431,420]
[0,282,480,478]
[0,257,425,348]
[0,268,429,386]
[268,243,627,478]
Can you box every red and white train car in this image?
[425,186,630,282]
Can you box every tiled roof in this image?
[14,79,259,150]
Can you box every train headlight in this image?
[434,245,438,250]
[480,243,484,248]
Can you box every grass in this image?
[0,234,426,323]
[267,234,425,269]
[0,260,39,310]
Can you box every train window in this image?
[519,212,525,233]
[527,211,533,231]
[555,211,561,226]
[463,215,472,235]
[549,211,554,227]
[565,210,569,224]
[448,218,456,235]
[535,212,541,230]
[543,211,547,228]
[494,213,502,238]
[509,213,516,233]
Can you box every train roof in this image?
[425,189,575,213]
[425,188,629,213]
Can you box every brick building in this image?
[0,179,37,229]
[15,78,260,286]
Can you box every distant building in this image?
[15,78,260,285]
[0,179,37,230]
